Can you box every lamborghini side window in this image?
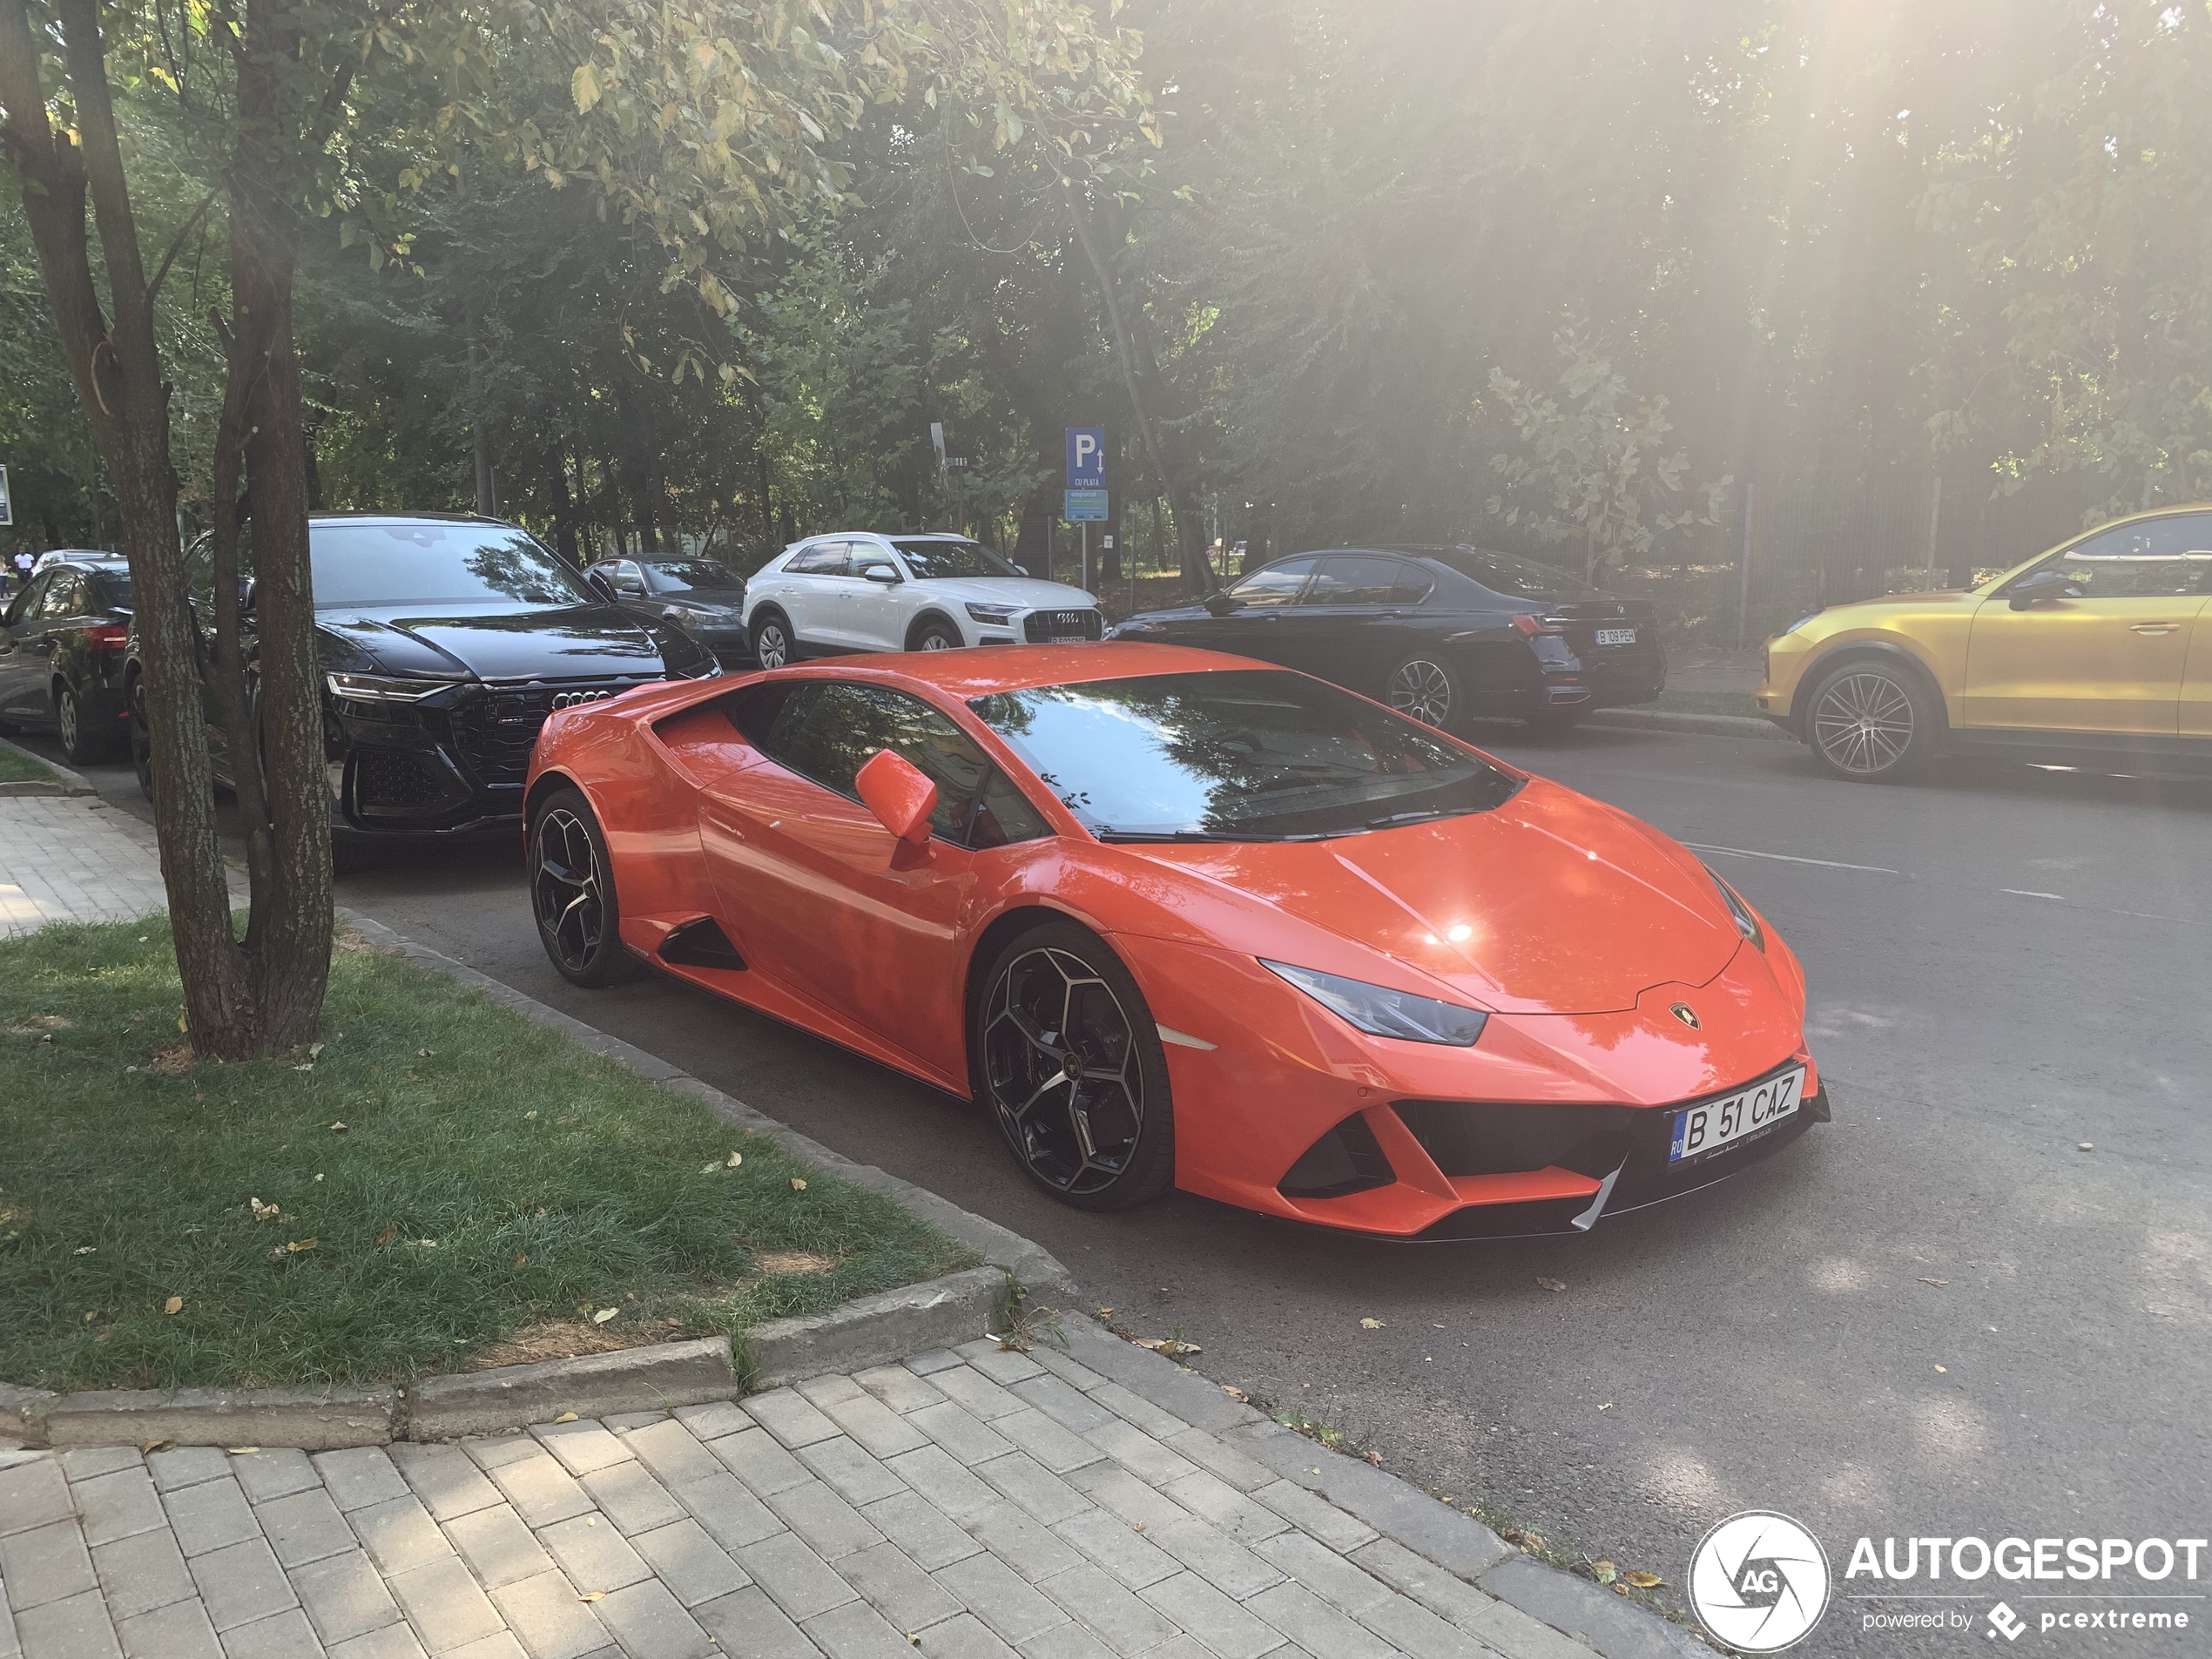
[758,682,1047,848]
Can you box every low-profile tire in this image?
[331,838,382,877]
[127,678,155,801]
[528,786,644,987]
[1381,651,1466,732]
[751,609,794,669]
[1804,657,1938,783]
[910,616,963,653]
[56,682,114,765]
[971,920,1176,1212]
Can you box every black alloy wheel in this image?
[752,611,792,669]
[1806,659,1935,782]
[974,921,1175,1211]
[528,787,641,987]
[56,683,106,765]
[1384,652,1461,731]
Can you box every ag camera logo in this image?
[1689,1511,1831,1651]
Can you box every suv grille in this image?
[1023,609,1104,644]
[450,685,631,785]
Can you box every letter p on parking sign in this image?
[1067,428,1106,489]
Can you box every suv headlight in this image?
[326,672,455,702]
[1706,867,1765,950]
[1261,961,1489,1047]
[966,603,1018,624]
[1781,613,1819,636]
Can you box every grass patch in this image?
[1633,689,1761,718]
[0,919,975,1392]
[0,745,63,786]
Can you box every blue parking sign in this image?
[1066,428,1106,489]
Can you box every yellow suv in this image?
[1758,505,2212,781]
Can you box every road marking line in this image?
[1684,843,1899,874]
[2000,889,2067,900]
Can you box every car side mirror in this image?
[861,564,901,585]
[1204,592,1241,617]
[856,749,937,845]
[586,570,619,604]
[2007,569,2080,611]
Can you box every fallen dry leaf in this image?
[1625,1571,1664,1588]
[592,1307,618,1325]
[524,1109,538,1119]
[577,1590,605,1602]
[513,1251,528,1268]
[374,1226,398,1246]
[141,1440,172,1453]
[1359,1317,1384,1330]
[1536,1277,1567,1292]
[1594,1561,1618,1583]
[1095,1307,1115,1320]
[82,1311,98,1323]
[553,1412,579,1424]
[228,1447,260,1454]
[1935,1365,1947,1373]
[329,1121,347,1132]
[726,1150,743,1167]
[1133,1337,1202,1357]
[701,1163,722,1175]
[1219,1385,1248,1402]
[151,1045,194,1076]
[790,1177,807,1191]
[418,1049,433,1057]
[284,1238,318,1254]
[1919,1277,1948,1287]
[251,1197,280,1224]
[163,1295,184,1315]
[74,1245,96,1256]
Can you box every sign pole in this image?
[1081,523,1089,592]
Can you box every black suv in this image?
[129,515,718,868]
[0,555,136,762]
[1108,544,1665,732]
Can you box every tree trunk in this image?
[1063,186,1213,596]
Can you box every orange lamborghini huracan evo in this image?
[524,643,1824,1239]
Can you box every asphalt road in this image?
[34,721,2211,1655]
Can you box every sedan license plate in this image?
[1669,1067,1804,1164]
[1595,626,1637,646]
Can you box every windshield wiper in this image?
[1365,808,1456,830]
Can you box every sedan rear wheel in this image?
[1384,652,1462,732]
[528,787,643,986]
[1806,660,1935,782]
[974,921,1175,1211]
[56,684,106,765]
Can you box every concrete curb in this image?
[0,732,96,795]
[32,1386,399,1451]
[404,1337,738,1440]
[1054,1318,1704,1659]
[748,1264,1004,1389]
[1588,707,1791,743]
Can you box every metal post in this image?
[1924,474,1944,590]
[1735,482,1757,650]
[1081,523,1089,593]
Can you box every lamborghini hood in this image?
[1132,778,1741,1015]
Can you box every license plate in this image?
[1595,626,1637,646]
[1050,635,1089,645]
[1669,1067,1804,1164]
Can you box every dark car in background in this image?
[583,553,752,664]
[128,514,718,870]
[1108,544,1665,732]
[0,555,136,763]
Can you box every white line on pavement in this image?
[2000,889,2067,900]
[1684,842,1901,874]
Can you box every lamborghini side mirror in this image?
[857,749,938,845]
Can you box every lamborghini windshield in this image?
[968,670,1521,841]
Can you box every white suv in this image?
[743,534,1103,665]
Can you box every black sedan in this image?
[583,553,752,664]
[129,514,718,870]
[1108,544,1665,732]
[0,555,136,763]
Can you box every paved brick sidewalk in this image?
[0,797,193,938]
[0,1337,1602,1659]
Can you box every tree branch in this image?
[146,186,219,318]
